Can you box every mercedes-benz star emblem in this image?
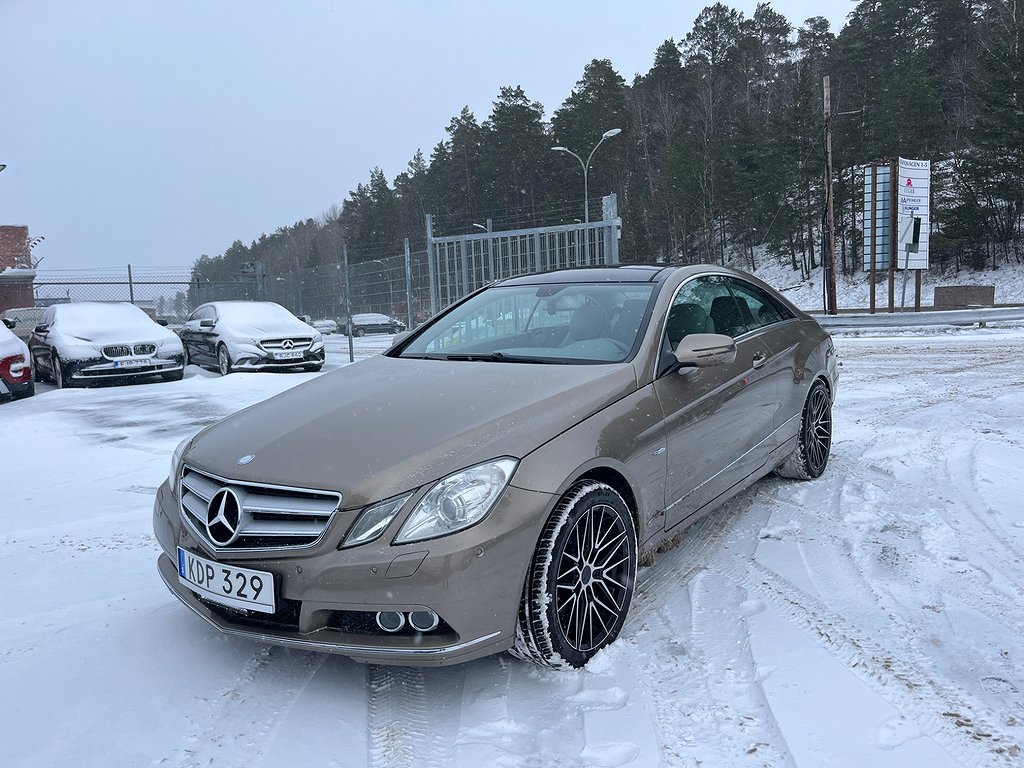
[281,339,294,350]
[237,454,255,465]
[206,488,242,546]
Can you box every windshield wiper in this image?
[442,352,568,364]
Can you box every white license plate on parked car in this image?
[273,351,303,360]
[177,547,276,613]
[114,359,147,368]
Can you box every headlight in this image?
[394,458,517,544]
[340,493,413,548]
[168,437,190,495]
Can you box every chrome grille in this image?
[134,343,156,355]
[261,337,313,351]
[103,345,132,358]
[179,465,341,551]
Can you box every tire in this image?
[52,353,67,389]
[776,379,832,480]
[217,345,233,376]
[511,480,638,669]
[182,345,191,367]
[355,328,365,337]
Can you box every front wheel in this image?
[217,345,233,376]
[776,379,832,480]
[511,481,637,669]
[52,353,68,389]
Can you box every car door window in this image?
[725,278,793,332]
[664,276,729,349]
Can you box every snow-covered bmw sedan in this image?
[155,265,837,669]
[179,301,325,375]
[29,302,184,388]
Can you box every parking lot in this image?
[2,328,1024,768]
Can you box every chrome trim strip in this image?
[160,564,501,657]
[71,364,183,379]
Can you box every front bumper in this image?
[153,478,555,666]
[70,354,183,381]
[231,345,325,371]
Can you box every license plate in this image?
[177,547,276,613]
[115,359,147,368]
[273,351,303,360]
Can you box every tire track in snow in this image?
[157,645,327,768]
[366,664,464,768]
[739,560,1022,767]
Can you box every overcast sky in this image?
[1,1,853,272]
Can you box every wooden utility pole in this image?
[822,76,838,315]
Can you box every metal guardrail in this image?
[812,306,1024,328]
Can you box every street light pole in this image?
[552,128,622,224]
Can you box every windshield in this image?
[54,302,154,332]
[214,302,299,324]
[399,282,655,364]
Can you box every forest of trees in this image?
[192,0,1023,287]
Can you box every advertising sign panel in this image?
[896,157,930,269]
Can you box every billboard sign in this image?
[862,164,891,271]
[896,157,930,269]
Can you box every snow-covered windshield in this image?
[399,283,655,364]
[214,302,300,324]
[54,302,156,333]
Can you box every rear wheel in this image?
[355,327,365,337]
[511,481,637,669]
[217,344,232,376]
[776,380,832,480]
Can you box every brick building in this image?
[0,225,36,313]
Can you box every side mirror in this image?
[2,317,15,330]
[199,319,215,328]
[674,333,736,369]
[34,324,49,334]
[392,330,412,345]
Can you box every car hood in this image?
[223,320,316,339]
[185,355,638,507]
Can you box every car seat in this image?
[709,296,750,337]
[666,303,712,348]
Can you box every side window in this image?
[664,276,729,349]
[187,307,205,323]
[725,278,793,331]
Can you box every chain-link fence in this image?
[18,206,622,334]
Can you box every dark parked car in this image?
[155,265,837,668]
[30,302,184,388]
[344,313,405,336]
[179,301,325,376]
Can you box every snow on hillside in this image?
[730,253,1024,312]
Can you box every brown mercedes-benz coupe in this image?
[154,265,838,668]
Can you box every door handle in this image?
[752,351,767,369]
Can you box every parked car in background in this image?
[1,307,46,342]
[310,318,338,335]
[344,312,405,336]
[179,301,325,376]
[29,302,184,388]
[155,265,837,669]
[0,319,34,401]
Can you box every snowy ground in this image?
[2,327,1024,768]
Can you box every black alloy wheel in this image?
[777,380,832,480]
[512,481,637,668]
